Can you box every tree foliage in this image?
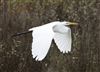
[0,0,100,72]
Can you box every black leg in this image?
[12,31,32,37]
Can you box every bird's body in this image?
[13,21,78,61]
[28,21,77,61]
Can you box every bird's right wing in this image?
[53,25,72,53]
[29,27,54,61]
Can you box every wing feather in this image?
[29,27,54,61]
[53,25,72,53]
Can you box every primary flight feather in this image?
[28,21,78,61]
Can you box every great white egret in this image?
[13,21,78,61]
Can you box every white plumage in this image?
[53,25,71,53]
[29,21,77,61]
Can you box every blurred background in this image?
[0,0,100,72]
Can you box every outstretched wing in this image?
[53,25,72,53]
[29,27,54,61]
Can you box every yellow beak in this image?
[68,22,78,25]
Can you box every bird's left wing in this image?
[53,25,72,53]
[29,27,54,61]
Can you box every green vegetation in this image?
[0,0,100,72]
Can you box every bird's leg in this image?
[12,31,32,37]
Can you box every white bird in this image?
[13,21,78,61]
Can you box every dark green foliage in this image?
[0,0,100,72]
